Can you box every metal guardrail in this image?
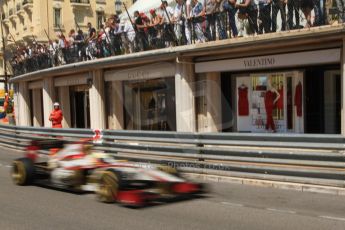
[0,124,344,188]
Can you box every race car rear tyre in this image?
[96,170,121,203]
[12,158,35,186]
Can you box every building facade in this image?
[0,0,136,93]
[10,24,345,135]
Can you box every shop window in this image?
[235,71,301,133]
[124,78,176,131]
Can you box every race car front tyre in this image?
[12,158,35,186]
[96,170,121,203]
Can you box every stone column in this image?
[108,81,124,130]
[32,88,43,127]
[175,58,196,132]
[17,81,31,126]
[205,72,222,132]
[58,86,71,128]
[42,77,55,128]
[89,70,106,129]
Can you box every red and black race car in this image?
[11,139,205,207]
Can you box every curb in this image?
[182,173,345,196]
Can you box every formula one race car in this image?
[11,139,204,207]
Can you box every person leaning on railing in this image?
[287,0,301,30]
[335,0,345,23]
[191,0,207,43]
[223,0,238,38]
[272,0,287,32]
[258,0,272,34]
[205,0,217,41]
[149,9,165,49]
[134,11,149,51]
[235,0,259,36]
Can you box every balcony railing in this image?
[23,0,33,5]
[71,0,90,3]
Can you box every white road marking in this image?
[266,208,296,214]
[319,216,345,222]
[5,165,11,168]
[221,202,244,207]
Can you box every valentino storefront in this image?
[196,49,341,134]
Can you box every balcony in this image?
[23,0,34,13]
[70,0,91,8]
[96,0,106,4]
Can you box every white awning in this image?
[120,0,175,20]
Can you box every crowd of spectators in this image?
[10,0,343,76]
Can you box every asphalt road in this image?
[0,147,344,230]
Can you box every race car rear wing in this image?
[28,139,66,150]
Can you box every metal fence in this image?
[9,1,345,76]
[0,124,344,188]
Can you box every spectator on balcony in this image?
[75,30,86,61]
[313,0,324,26]
[287,0,300,30]
[123,19,136,54]
[191,0,207,43]
[57,34,66,64]
[183,0,193,44]
[112,15,123,55]
[223,0,238,38]
[101,23,113,57]
[258,0,272,34]
[149,9,164,48]
[68,29,77,62]
[48,39,58,66]
[236,0,259,35]
[86,22,97,60]
[272,0,286,32]
[205,0,217,41]
[300,0,314,27]
[160,1,175,47]
[134,11,149,51]
[335,0,345,23]
[172,0,184,44]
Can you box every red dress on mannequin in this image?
[265,90,276,131]
[294,82,302,117]
[238,86,249,116]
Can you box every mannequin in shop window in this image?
[158,94,167,131]
[147,96,156,130]
[276,81,284,118]
[238,83,249,116]
[265,82,280,132]
[294,81,302,117]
